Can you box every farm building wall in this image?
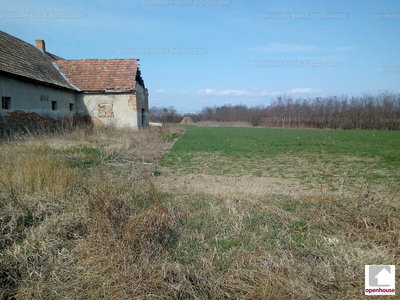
[77,88,148,129]
[0,74,75,119]
[0,74,148,130]
[134,82,149,127]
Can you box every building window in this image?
[52,101,57,111]
[1,97,11,110]
[40,94,49,101]
[69,103,74,112]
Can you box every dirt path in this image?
[154,173,322,198]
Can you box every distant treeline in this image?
[149,92,400,130]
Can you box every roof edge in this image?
[52,62,81,91]
[80,89,135,94]
[0,70,76,91]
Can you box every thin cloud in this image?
[198,89,248,96]
[289,87,321,94]
[334,46,355,52]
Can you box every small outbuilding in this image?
[180,116,194,124]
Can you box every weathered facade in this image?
[56,59,149,128]
[0,73,76,119]
[0,30,148,129]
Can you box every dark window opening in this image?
[142,108,145,126]
[2,97,11,110]
[52,101,57,111]
[69,103,74,112]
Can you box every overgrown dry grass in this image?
[163,188,399,299]
[0,125,189,299]
[0,125,399,299]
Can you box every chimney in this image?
[35,39,46,52]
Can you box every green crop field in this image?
[1,125,399,299]
[162,126,400,194]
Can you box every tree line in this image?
[149,92,400,130]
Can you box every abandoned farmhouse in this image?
[0,30,149,129]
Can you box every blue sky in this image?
[1,0,400,113]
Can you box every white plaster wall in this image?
[79,93,140,129]
[0,74,76,119]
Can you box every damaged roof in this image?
[0,30,73,90]
[55,59,143,92]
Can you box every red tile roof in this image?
[55,59,139,92]
[0,30,73,90]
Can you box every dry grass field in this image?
[0,124,399,299]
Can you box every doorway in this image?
[141,108,145,126]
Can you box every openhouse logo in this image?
[365,265,395,295]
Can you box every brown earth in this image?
[154,173,320,198]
